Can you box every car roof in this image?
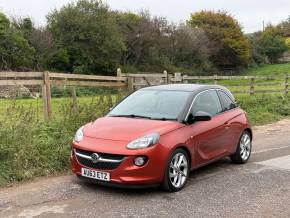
[141,84,235,100]
[141,84,223,92]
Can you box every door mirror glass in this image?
[187,111,212,124]
[194,111,212,121]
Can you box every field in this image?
[186,63,290,94]
[241,63,290,75]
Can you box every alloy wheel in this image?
[169,153,188,188]
[240,133,251,161]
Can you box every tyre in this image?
[162,148,190,192]
[231,131,252,164]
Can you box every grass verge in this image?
[0,94,122,187]
[241,63,290,76]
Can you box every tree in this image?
[0,13,35,71]
[166,24,215,73]
[188,11,251,70]
[247,32,267,65]
[259,26,288,64]
[115,11,173,72]
[0,13,9,34]
[13,17,53,70]
[285,37,290,49]
[15,18,33,40]
[115,12,141,67]
[278,16,290,37]
[47,0,125,74]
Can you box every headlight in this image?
[74,126,84,142]
[127,133,160,150]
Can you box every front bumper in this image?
[71,144,167,186]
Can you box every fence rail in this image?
[0,71,127,120]
[0,69,289,120]
[118,71,289,95]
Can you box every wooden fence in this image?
[0,71,127,120]
[172,73,289,95]
[118,70,289,95]
[0,69,289,120]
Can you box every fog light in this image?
[134,156,147,166]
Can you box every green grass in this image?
[0,93,124,187]
[187,63,290,94]
[0,95,118,120]
[186,78,286,95]
[241,63,290,76]
[236,94,290,125]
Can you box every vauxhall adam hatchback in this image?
[71,84,252,192]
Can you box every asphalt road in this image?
[1,119,290,218]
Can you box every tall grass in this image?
[236,94,290,125]
[0,93,124,186]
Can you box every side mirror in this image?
[187,111,212,124]
[194,111,212,121]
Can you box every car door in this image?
[217,90,242,152]
[188,90,229,166]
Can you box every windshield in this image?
[109,90,191,120]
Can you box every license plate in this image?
[81,168,110,182]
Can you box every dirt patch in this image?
[252,118,290,153]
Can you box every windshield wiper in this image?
[109,114,152,120]
[152,117,177,121]
[109,114,177,121]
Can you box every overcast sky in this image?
[0,0,289,33]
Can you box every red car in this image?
[71,84,252,192]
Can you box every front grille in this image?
[75,149,126,170]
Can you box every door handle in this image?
[224,121,230,128]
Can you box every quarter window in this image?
[191,90,222,116]
[218,91,236,111]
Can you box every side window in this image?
[218,91,236,111]
[191,90,222,116]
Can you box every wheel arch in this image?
[244,128,253,140]
[174,145,192,169]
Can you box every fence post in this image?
[174,72,182,83]
[214,74,218,85]
[168,74,173,84]
[250,77,255,95]
[42,71,52,120]
[127,76,134,92]
[117,68,122,77]
[285,74,289,95]
[71,87,78,113]
[163,70,168,84]
[183,75,188,83]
